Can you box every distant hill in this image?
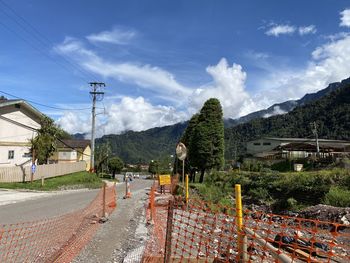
[224,78,348,128]
[96,77,350,163]
[96,122,187,164]
[72,133,87,140]
[224,78,350,158]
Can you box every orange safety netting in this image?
[143,177,178,263]
[143,195,350,263]
[0,184,116,263]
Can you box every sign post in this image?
[31,163,36,183]
[176,143,187,186]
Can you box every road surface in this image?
[0,188,100,224]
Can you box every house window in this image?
[253,143,261,146]
[263,142,271,145]
[8,150,14,159]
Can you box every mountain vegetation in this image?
[96,122,187,164]
[224,78,350,159]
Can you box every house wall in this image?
[58,151,77,162]
[51,146,91,171]
[0,145,32,167]
[80,146,91,171]
[246,139,281,155]
[0,106,40,167]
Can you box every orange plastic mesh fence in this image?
[144,196,350,263]
[0,184,116,263]
[143,179,176,263]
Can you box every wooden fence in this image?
[0,161,87,183]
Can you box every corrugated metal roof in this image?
[263,137,350,144]
[58,139,90,149]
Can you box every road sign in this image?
[31,164,36,174]
[176,143,187,161]
[158,174,171,186]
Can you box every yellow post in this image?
[185,174,189,204]
[235,184,247,262]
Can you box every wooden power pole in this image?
[89,82,105,172]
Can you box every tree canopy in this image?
[185,98,225,182]
[108,157,124,178]
[31,116,65,164]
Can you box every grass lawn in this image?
[0,171,103,191]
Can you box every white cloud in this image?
[57,112,91,135]
[86,27,137,45]
[260,34,350,102]
[103,97,187,134]
[265,24,317,37]
[340,9,350,27]
[265,24,296,36]
[189,58,256,118]
[263,106,287,118]
[299,25,317,35]
[54,38,192,101]
[57,96,188,136]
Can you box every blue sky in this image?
[1,0,350,136]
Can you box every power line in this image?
[0,0,101,82]
[0,90,91,111]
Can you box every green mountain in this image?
[96,122,187,164]
[225,78,350,158]
[97,78,350,164]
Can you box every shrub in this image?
[324,186,350,207]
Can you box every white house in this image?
[0,97,42,167]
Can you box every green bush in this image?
[324,186,350,207]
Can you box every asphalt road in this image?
[0,189,100,224]
[0,178,152,225]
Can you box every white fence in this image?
[0,162,87,183]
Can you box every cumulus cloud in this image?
[57,97,188,137]
[299,25,317,35]
[189,58,256,118]
[86,27,137,44]
[340,9,350,27]
[57,112,91,135]
[265,24,296,36]
[103,97,187,135]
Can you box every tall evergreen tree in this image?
[190,98,225,183]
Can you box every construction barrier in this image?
[143,184,350,262]
[0,184,116,262]
[143,177,178,263]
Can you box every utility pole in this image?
[89,82,105,172]
[311,121,320,158]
